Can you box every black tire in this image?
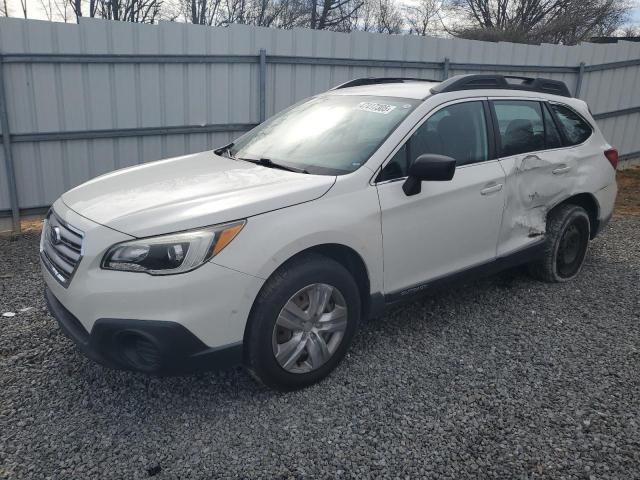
[244,253,361,391]
[528,204,591,283]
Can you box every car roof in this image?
[326,80,440,100]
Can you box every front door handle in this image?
[552,165,571,175]
[480,183,503,195]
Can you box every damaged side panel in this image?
[496,142,610,257]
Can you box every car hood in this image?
[62,151,336,237]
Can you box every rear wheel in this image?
[528,204,591,283]
[245,254,360,390]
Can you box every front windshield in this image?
[229,95,419,175]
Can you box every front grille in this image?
[40,210,84,287]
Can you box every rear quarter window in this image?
[550,104,593,146]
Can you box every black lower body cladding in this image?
[44,287,242,374]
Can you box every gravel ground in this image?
[1,218,639,479]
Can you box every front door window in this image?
[378,101,489,182]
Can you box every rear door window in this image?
[492,100,544,156]
[549,104,592,145]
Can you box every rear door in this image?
[490,99,577,256]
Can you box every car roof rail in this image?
[331,77,440,90]
[430,74,572,98]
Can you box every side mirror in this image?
[402,154,456,196]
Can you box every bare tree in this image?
[452,0,632,44]
[404,0,443,35]
[373,0,402,33]
[539,0,629,43]
[180,0,223,24]
[349,0,403,33]
[0,0,9,16]
[67,0,99,22]
[54,0,73,20]
[167,0,306,27]
[96,0,162,22]
[248,0,307,27]
[347,0,373,30]
[223,0,248,23]
[69,0,82,20]
[619,25,639,37]
[268,0,308,27]
[39,0,56,20]
[307,0,364,30]
[19,0,28,17]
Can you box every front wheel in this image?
[244,253,361,391]
[528,204,591,283]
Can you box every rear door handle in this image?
[480,183,503,195]
[552,165,571,175]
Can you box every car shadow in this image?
[58,265,534,412]
[46,239,631,419]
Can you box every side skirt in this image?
[382,241,545,307]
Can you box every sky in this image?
[3,0,640,30]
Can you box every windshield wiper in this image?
[214,142,235,159]
[240,157,309,174]
[215,146,308,174]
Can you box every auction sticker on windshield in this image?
[358,102,397,114]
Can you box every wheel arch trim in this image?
[241,243,378,348]
[548,192,601,239]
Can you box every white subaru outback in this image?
[41,74,618,390]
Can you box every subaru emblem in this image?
[50,226,62,245]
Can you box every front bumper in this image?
[45,287,242,374]
[41,199,266,373]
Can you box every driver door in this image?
[375,99,506,298]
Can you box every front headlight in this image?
[102,220,245,275]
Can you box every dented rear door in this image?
[490,99,580,256]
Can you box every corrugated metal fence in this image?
[1,17,639,231]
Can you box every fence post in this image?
[0,57,20,233]
[442,57,450,81]
[259,49,266,123]
[574,62,585,98]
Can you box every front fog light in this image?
[102,220,245,275]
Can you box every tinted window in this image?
[378,101,488,181]
[543,104,563,149]
[550,104,592,145]
[493,101,544,156]
[230,95,418,175]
